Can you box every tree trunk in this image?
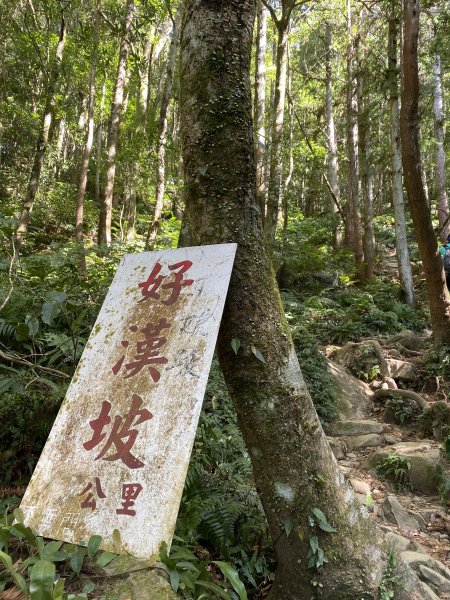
[264,8,289,243]
[75,8,99,272]
[179,1,426,598]
[146,9,181,249]
[15,10,67,248]
[95,81,106,206]
[387,7,415,307]
[345,0,364,279]
[97,0,133,247]
[356,25,375,281]
[401,0,450,346]
[433,52,449,242]
[325,22,341,248]
[254,0,267,224]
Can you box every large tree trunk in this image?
[433,52,449,242]
[401,0,450,346]
[345,0,364,279]
[325,22,341,248]
[254,0,267,224]
[15,10,67,248]
[76,8,99,270]
[179,1,426,598]
[388,7,415,307]
[98,0,133,247]
[146,9,181,249]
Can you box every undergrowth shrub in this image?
[383,397,421,426]
[376,453,412,491]
[417,402,450,441]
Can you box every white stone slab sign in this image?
[20,244,237,560]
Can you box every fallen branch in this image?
[0,348,70,379]
[373,388,428,411]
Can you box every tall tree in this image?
[254,0,267,223]
[401,0,450,345]
[15,6,67,248]
[387,5,415,307]
[146,6,181,249]
[180,0,424,597]
[433,51,449,242]
[98,0,133,247]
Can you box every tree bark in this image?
[15,10,67,248]
[401,0,450,346]
[76,7,99,271]
[98,0,133,247]
[254,0,267,225]
[146,9,181,249]
[95,81,107,206]
[345,0,364,279]
[433,52,449,242]
[387,7,415,307]
[178,1,428,598]
[325,22,341,248]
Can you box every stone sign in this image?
[20,244,237,560]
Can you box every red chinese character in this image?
[112,318,170,382]
[138,261,194,305]
[116,483,143,516]
[79,477,106,511]
[83,395,152,469]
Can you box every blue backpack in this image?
[443,245,450,274]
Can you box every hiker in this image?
[439,234,450,290]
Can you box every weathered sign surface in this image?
[20,244,237,560]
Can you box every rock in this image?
[327,437,346,459]
[384,377,398,390]
[384,435,402,444]
[400,551,436,570]
[350,478,371,494]
[408,511,428,530]
[417,582,440,600]
[362,442,443,494]
[419,565,450,594]
[101,556,179,600]
[370,380,382,389]
[329,420,383,436]
[333,340,386,379]
[381,358,417,381]
[386,330,429,351]
[327,360,373,419]
[383,496,422,532]
[385,531,411,552]
[342,434,383,449]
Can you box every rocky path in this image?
[324,331,450,599]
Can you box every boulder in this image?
[419,565,450,594]
[327,360,373,419]
[327,437,346,459]
[381,358,417,381]
[382,496,422,533]
[101,556,179,600]
[342,434,383,450]
[329,420,383,436]
[362,442,442,494]
[417,582,440,600]
[386,330,429,351]
[350,478,371,495]
[333,340,386,379]
[385,531,411,553]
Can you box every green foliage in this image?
[376,453,412,491]
[383,397,420,426]
[379,548,400,600]
[417,402,450,440]
[306,508,336,571]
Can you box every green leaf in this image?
[231,338,241,355]
[0,550,29,595]
[41,302,61,326]
[46,291,67,303]
[283,515,294,538]
[87,534,102,558]
[213,561,248,600]
[95,551,116,568]
[15,323,30,341]
[13,508,24,523]
[445,435,450,459]
[169,570,180,592]
[30,560,55,600]
[26,315,40,336]
[312,508,336,533]
[52,578,65,600]
[309,535,319,553]
[250,346,266,363]
[195,580,230,599]
[70,549,86,575]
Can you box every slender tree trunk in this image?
[98,0,133,247]
[388,8,415,307]
[180,2,427,598]
[15,11,67,248]
[146,9,181,249]
[325,22,341,248]
[264,10,289,243]
[254,0,267,224]
[95,81,106,206]
[433,52,449,242]
[345,0,364,279]
[356,23,375,282]
[401,0,450,346]
[75,9,99,273]
[283,98,293,232]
